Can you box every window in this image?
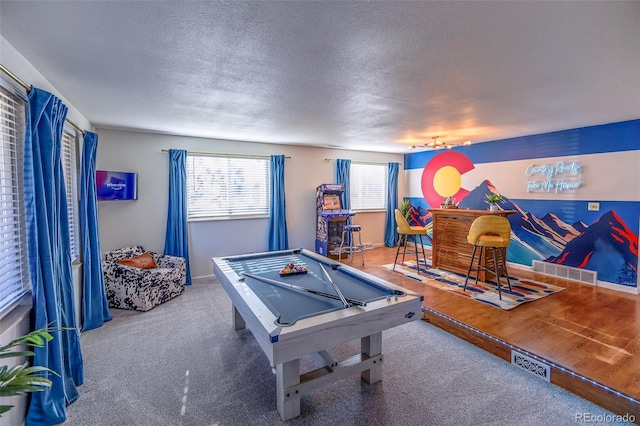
[61,129,80,262]
[0,85,30,316]
[349,163,388,210]
[186,155,270,219]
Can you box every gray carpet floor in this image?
[64,278,633,426]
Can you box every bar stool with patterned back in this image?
[393,209,428,274]
[339,224,365,265]
[463,215,512,299]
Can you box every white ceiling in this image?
[1,1,638,153]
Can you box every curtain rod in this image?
[0,63,85,136]
[324,158,402,166]
[162,149,291,159]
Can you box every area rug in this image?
[381,260,565,310]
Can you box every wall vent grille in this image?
[511,350,551,382]
[532,260,597,285]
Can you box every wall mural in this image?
[404,121,639,289]
[409,179,638,287]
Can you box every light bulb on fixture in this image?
[428,136,444,148]
[421,136,472,150]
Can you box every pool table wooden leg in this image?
[360,332,382,384]
[276,359,300,421]
[232,304,245,330]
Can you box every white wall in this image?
[95,128,404,277]
[0,36,91,131]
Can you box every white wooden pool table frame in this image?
[213,248,423,421]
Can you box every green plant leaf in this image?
[399,200,411,219]
[0,383,51,397]
[0,328,56,354]
[485,194,503,204]
[0,363,54,397]
[0,350,35,360]
[0,326,65,416]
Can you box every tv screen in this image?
[96,170,138,201]
[323,194,341,210]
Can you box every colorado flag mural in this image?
[404,120,640,291]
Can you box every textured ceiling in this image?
[1,1,638,153]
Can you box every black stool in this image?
[339,224,364,265]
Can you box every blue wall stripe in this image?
[404,119,640,170]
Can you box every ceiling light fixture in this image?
[406,137,471,151]
[421,136,471,150]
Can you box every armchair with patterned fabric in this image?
[102,245,186,311]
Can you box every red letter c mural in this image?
[421,151,475,208]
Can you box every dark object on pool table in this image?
[279,263,308,276]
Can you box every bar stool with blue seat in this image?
[463,215,512,300]
[338,224,365,265]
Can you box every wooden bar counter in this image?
[427,208,517,281]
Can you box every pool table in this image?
[212,248,423,421]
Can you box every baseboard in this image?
[364,242,386,250]
[596,280,639,295]
[192,274,215,281]
[504,261,531,273]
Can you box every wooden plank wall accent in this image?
[428,209,516,281]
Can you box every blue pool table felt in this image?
[227,251,401,326]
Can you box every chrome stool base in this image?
[339,224,365,265]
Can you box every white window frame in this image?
[0,82,31,317]
[186,154,270,220]
[349,163,388,211]
[61,128,80,263]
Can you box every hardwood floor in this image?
[346,246,640,420]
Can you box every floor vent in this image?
[531,260,597,285]
[511,350,550,382]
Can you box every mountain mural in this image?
[408,179,638,287]
[408,205,432,227]
[546,210,638,284]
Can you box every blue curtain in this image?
[164,149,191,285]
[335,159,351,236]
[80,131,112,331]
[24,87,83,425]
[268,155,289,251]
[335,159,351,211]
[384,162,400,247]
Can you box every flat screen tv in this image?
[96,170,138,201]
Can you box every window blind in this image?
[349,163,388,210]
[61,129,79,262]
[0,85,31,315]
[186,155,270,219]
